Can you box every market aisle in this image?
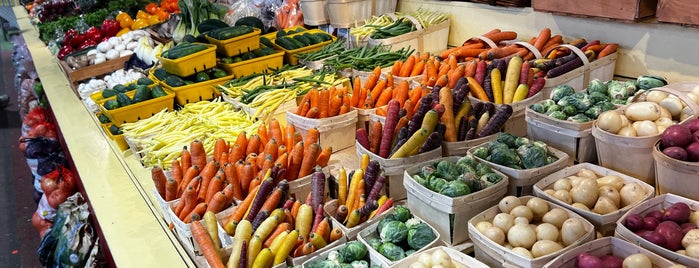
[0,10,42,267]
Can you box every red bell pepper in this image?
[100,19,120,38]
[78,39,97,50]
[57,45,74,60]
[62,29,79,48]
[85,26,102,43]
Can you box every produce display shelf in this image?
[15,6,195,268]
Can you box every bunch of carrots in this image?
[357,98,442,159]
[193,167,344,268]
[333,158,393,228]
[295,86,351,119]
[441,29,519,61]
[152,119,332,223]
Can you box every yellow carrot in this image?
[337,167,348,207]
[274,230,299,265]
[491,68,503,104]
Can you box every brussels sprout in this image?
[350,260,369,268]
[407,223,437,250]
[550,84,575,102]
[596,100,617,112]
[378,242,405,261]
[428,177,447,192]
[636,75,667,90]
[568,113,592,123]
[562,105,578,116]
[380,221,408,243]
[541,99,557,110]
[377,214,397,234]
[589,91,609,104]
[515,137,530,147]
[472,146,489,159]
[547,110,567,120]
[419,165,438,178]
[607,80,629,100]
[480,173,503,184]
[517,144,549,169]
[587,79,608,95]
[456,155,478,168]
[489,147,521,167]
[584,106,603,119]
[475,162,493,176]
[495,132,518,148]
[412,174,427,187]
[439,180,471,197]
[405,217,422,229]
[532,141,550,154]
[367,238,382,251]
[436,161,460,181]
[392,206,412,222]
[557,95,576,107]
[308,259,340,268]
[530,103,546,114]
[339,241,369,263]
[405,249,417,256]
[545,104,562,115]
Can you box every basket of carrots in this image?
[355,97,444,200]
[324,163,396,239]
[288,87,358,151]
[213,167,347,267]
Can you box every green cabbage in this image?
[547,110,567,120]
[517,144,548,169]
[456,155,478,167]
[377,214,397,234]
[392,206,412,222]
[495,132,518,148]
[439,180,471,197]
[562,105,577,116]
[436,161,460,181]
[472,146,489,159]
[475,163,493,176]
[530,103,546,114]
[338,241,368,263]
[587,79,608,95]
[367,238,382,251]
[489,147,521,167]
[588,91,609,104]
[568,113,592,123]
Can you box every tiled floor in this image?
[0,7,43,267]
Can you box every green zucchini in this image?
[116,93,132,107]
[198,19,230,34]
[101,88,117,98]
[275,37,298,50]
[208,25,254,40]
[287,37,305,49]
[161,43,209,59]
[304,33,321,44]
[132,86,153,103]
[260,37,274,48]
[151,86,167,98]
[104,100,119,110]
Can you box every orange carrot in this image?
[395,80,409,106]
[165,177,178,201]
[304,128,320,151]
[224,185,259,230]
[365,66,381,92]
[318,89,330,118]
[298,143,321,178]
[171,160,183,185]
[259,188,283,214]
[190,221,225,268]
[305,107,319,118]
[598,43,618,58]
[213,138,227,163]
[275,152,289,171]
[390,60,402,76]
[308,88,320,111]
[328,94,343,117]
[435,74,448,87]
[189,140,207,169]
[264,222,292,248]
[485,46,526,60]
[464,60,478,78]
[369,80,387,107]
[467,77,490,101]
[484,31,517,43]
[290,200,302,219]
[246,135,261,156]
[399,55,416,77]
[197,161,219,202]
[287,141,304,181]
[181,146,192,172]
[533,28,551,52]
[296,94,311,115]
[178,186,198,219]
[447,65,465,88]
[374,87,393,107]
[239,162,255,194]
[222,183,235,206]
[403,99,415,121]
[329,227,343,242]
[351,77,361,107]
[223,163,242,200]
[151,166,167,198]
[285,124,296,154]
[205,175,225,203]
[315,218,331,242]
[315,146,332,167]
[179,165,199,196]
[207,191,228,213]
[269,119,284,147]
[184,203,207,223]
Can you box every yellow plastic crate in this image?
[102,124,130,151]
[90,83,157,104]
[261,26,308,40]
[161,74,233,105]
[98,88,176,127]
[158,43,217,77]
[206,28,262,57]
[271,29,336,65]
[217,51,284,77]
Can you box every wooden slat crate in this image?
[532,0,658,21]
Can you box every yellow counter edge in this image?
[13,6,195,267]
